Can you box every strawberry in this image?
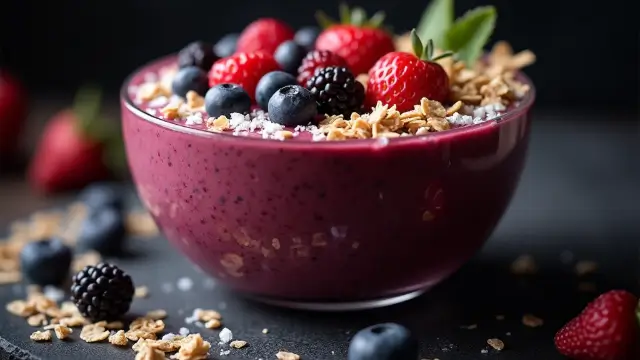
[0,70,27,158]
[208,51,280,103]
[296,50,348,86]
[554,290,640,360]
[28,87,120,194]
[236,18,295,55]
[314,5,395,76]
[365,30,451,112]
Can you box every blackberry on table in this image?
[305,66,365,116]
[70,263,134,322]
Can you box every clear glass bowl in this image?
[120,55,535,310]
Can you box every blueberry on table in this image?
[71,262,134,322]
[20,238,73,286]
[79,182,125,211]
[294,26,321,51]
[255,71,298,110]
[274,40,308,75]
[268,85,317,127]
[205,84,252,117]
[214,33,239,58]
[348,323,419,360]
[171,66,209,98]
[77,207,126,255]
[178,41,218,71]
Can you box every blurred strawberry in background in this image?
[0,70,28,162]
[28,86,126,194]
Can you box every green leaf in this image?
[339,3,350,24]
[416,0,455,49]
[367,11,386,28]
[350,7,367,26]
[315,11,335,29]
[410,29,424,59]
[444,6,497,66]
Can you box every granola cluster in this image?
[316,98,460,140]
[0,204,158,285]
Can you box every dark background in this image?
[0,0,637,112]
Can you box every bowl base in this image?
[247,288,427,311]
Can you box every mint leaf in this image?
[416,0,454,49]
[444,6,497,66]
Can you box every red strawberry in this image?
[0,70,27,157]
[366,30,451,112]
[554,290,640,360]
[236,18,294,55]
[296,50,348,86]
[208,51,280,103]
[314,6,395,75]
[28,87,116,194]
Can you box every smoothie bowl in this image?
[120,6,536,309]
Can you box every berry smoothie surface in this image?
[121,8,536,303]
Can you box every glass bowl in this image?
[120,55,535,310]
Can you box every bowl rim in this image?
[120,54,536,148]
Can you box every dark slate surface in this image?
[1,115,639,360]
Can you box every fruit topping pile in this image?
[132,3,535,141]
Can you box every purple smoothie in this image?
[121,56,534,304]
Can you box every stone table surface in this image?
[0,113,639,360]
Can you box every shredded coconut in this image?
[219,328,233,344]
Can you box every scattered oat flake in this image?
[30,330,52,342]
[6,300,36,317]
[230,340,247,349]
[522,314,544,327]
[126,330,158,341]
[136,342,167,360]
[105,320,124,329]
[205,319,221,329]
[146,309,168,320]
[59,315,88,327]
[108,330,129,346]
[487,338,505,351]
[126,212,159,237]
[276,351,300,360]
[195,309,221,322]
[171,333,211,360]
[510,254,538,275]
[27,313,47,327]
[575,260,598,276]
[80,323,110,342]
[135,286,150,298]
[54,325,72,340]
[0,271,21,284]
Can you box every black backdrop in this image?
[0,0,637,111]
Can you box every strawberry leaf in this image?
[444,6,497,67]
[416,0,454,49]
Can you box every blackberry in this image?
[306,66,365,116]
[178,41,218,71]
[70,263,134,322]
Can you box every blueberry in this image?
[255,71,298,110]
[178,41,218,71]
[205,84,251,117]
[294,26,321,51]
[214,33,239,58]
[348,323,418,360]
[79,182,125,211]
[171,66,209,98]
[20,238,73,286]
[77,207,126,255]
[268,85,317,127]
[274,40,308,75]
